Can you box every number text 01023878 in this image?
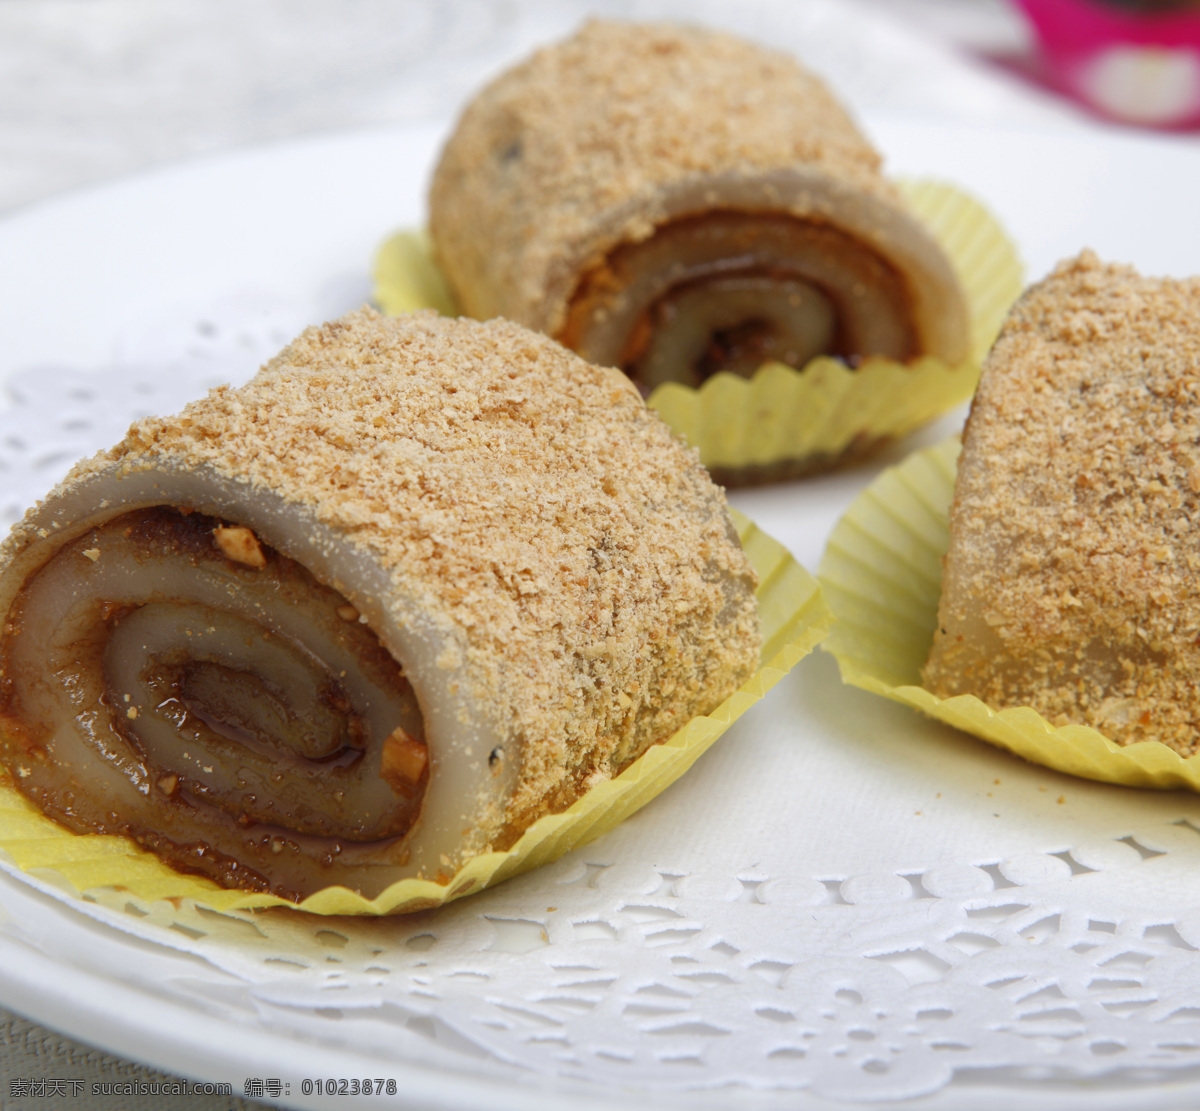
[300,1078,399,1096]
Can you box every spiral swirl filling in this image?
[0,507,427,898]
[557,212,918,393]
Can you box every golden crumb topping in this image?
[924,251,1200,752]
[429,19,894,336]
[60,309,760,832]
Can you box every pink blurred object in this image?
[1011,0,1200,127]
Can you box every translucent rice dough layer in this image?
[0,309,761,901]
[429,21,970,406]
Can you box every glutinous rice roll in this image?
[0,309,761,901]
[429,20,970,395]
[922,252,1200,755]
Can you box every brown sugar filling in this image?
[555,212,917,392]
[0,507,426,898]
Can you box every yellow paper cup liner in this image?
[373,180,1023,482]
[818,439,1200,791]
[0,512,831,916]
[372,227,459,318]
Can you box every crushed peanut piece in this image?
[213,525,266,569]
[380,727,429,795]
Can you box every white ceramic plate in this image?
[3,118,1200,1111]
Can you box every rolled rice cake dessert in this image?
[429,21,970,407]
[923,251,1200,754]
[0,309,760,902]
